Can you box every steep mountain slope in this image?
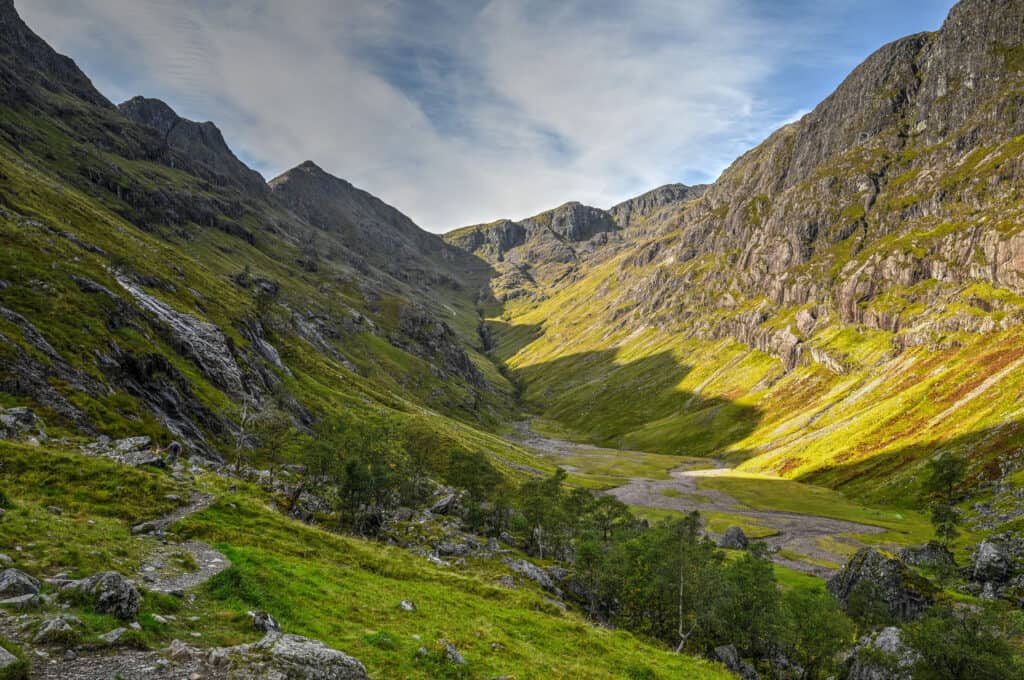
[0,0,520,466]
[118,96,268,195]
[481,0,1024,504]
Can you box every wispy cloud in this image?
[19,0,954,231]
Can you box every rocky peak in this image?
[118,96,266,195]
[609,183,708,230]
[522,201,619,243]
[269,161,457,275]
[0,0,110,108]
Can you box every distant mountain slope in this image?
[445,185,705,301]
[0,0,517,463]
[487,0,1024,504]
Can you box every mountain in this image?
[475,0,1024,504]
[118,96,268,195]
[0,0,518,464]
[445,184,705,301]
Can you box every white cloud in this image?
[19,0,824,231]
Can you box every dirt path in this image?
[508,422,882,577]
[135,493,231,593]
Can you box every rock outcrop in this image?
[0,568,40,598]
[62,572,141,621]
[826,549,935,621]
[844,627,918,680]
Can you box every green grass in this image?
[702,511,779,539]
[0,443,729,680]
[694,473,932,542]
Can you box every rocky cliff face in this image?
[119,97,267,195]
[579,0,1024,370]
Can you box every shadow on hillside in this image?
[486,322,763,458]
[802,419,1024,503]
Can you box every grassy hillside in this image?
[0,441,730,680]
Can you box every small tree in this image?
[923,454,967,504]
[930,503,962,546]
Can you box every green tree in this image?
[930,503,962,546]
[779,588,856,678]
[923,454,967,504]
[904,604,1023,680]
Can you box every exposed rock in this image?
[0,406,45,440]
[719,526,749,550]
[114,272,247,397]
[0,568,40,597]
[249,632,369,679]
[62,571,141,621]
[0,645,19,673]
[826,548,935,621]
[971,539,1011,583]
[897,542,955,570]
[252,611,281,634]
[399,600,416,612]
[100,627,128,644]
[34,616,76,644]
[714,644,761,680]
[441,640,466,665]
[502,558,562,598]
[0,593,41,610]
[844,627,918,680]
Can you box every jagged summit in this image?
[0,0,109,108]
[118,96,267,194]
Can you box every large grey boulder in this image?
[62,571,140,621]
[0,568,40,598]
[252,633,369,679]
[844,627,918,680]
[971,539,1010,583]
[719,526,749,550]
[827,549,935,621]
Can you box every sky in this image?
[20,0,955,233]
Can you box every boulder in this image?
[826,548,935,621]
[896,542,955,570]
[63,571,140,621]
[399,600,416,612]
[971,540,1010,583]
[0,646,19,673]
[253,633,369,679]
[0,568,40,597]
[441,640,466,665]
[0,593,42,610]
[0,406,44,440]
[252,611,281,633]
[844,627,918,680]
[714,644,761,680]
[719,526,749,550]
[34,617,74,644]
[100,627,127,644]
[502,558,563,597]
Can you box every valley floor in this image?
[508,421,941,577]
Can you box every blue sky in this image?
[21,0,955,232]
